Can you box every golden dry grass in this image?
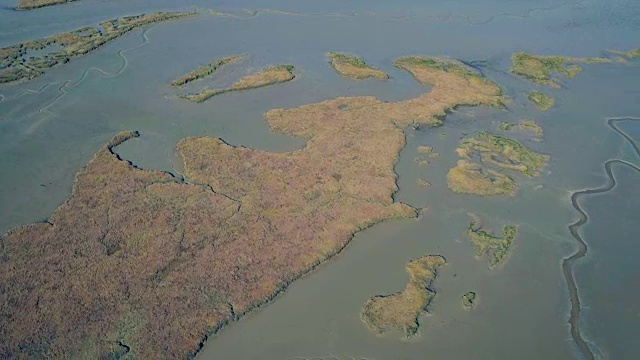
[528,91,554,111]
[417,145,433,154]
[447,159,516,196]
[447,132,548,196]
[16,0,71,9]
[231,65,295,89]
[0,55,505,358]
[326,52,389,80]
[416,178,431,188]
[361,255,445,336]
[457,133,549,177]
[170,55,243,87]
[182,65,296,103]
[500,120,543,137]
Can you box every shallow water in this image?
[1,1,639,359]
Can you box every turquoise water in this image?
[1,1,639,359]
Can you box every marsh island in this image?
[500,120,543,137]
[528,91,554,111]
[0,12,193,84]
[457,133,549,177]
[0,55,506,358]
[608,48,640,59]
[467,214,517,268]
[447,132,548,195]
[181,64,296,103]
[361,255,446,337]
[170,55,244,87]
[462,292,477,310]
[447,159,516,196]
[16,0,75,9]
[510,52,609,88]
[327,52,388,80]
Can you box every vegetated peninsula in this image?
[608,48,640,59]
[500,119,543,137]
[361,255,446,337]
[0,55,505,358]
[510,52,610,88]
[181,65,296,103]
[327,52,389,80]
[527,91,554,111]
[447,132,548,195]
[395,56,505,110]
[16,0,75,9]
[170,55,244,86]
[466,214,517,268]
[0,12,193,84]
[462,291,477,310]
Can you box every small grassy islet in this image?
[16,0,74,9]
[181,65,296,103]
[361,255,446,337]
[467,215,517,268]
[462,292,477,310]
[499,119,543,137]
[527,91,555,111]
[327,52,388,80]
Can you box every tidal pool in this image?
[1,0,639,359]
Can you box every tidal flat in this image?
[1,2,639,359]
[0,12,193,83]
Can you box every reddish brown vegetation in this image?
[0,56,504,358]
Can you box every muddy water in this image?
[196,62,639,359]
[1,1,639,359]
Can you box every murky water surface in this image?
[0,1,638,359]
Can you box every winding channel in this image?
[21,27,152,134]
[563,117,640,359]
